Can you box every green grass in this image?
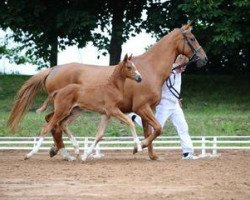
[0,74,249,137]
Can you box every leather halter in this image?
[180,29,202,64]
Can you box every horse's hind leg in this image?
[50,125,63,157]
[25,104,73,160]
[44,112,64,157]
[25,120,55,160]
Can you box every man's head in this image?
[174,54,189,73]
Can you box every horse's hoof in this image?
[81,155,87,162]
[49,147,58,158]
[133,146,138,154]
[137,144,143,152]
[36,108,42,113]
[66,156,76,161]
[24,154,30,160]
[74,149,80,156]
[149,154,159,160]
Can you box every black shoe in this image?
[131,114,137,122]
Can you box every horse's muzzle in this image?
[135,76,142,83]
[196,56,208,68]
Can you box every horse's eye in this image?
[127,65,132,70]
[190,37,196,42]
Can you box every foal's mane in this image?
[107,61,126,83]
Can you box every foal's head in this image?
[120,54,142,82]
[176,22,208,68]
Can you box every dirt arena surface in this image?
[0,150,250,200]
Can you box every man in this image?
[128,55,199,160]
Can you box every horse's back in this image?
[46,63,114,93]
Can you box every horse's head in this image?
[176,23,208,68]
[121,54,142,83]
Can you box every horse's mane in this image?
[142,23,193,58]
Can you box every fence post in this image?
[212,136,217,156]
[201,136,206,157]
[83,137,88,157]
[33,137,37,148]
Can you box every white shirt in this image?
[161,68,182,104]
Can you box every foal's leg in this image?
[25,105,72,160]
[61,124,80,156]
[81,114,110,161]
[111,109,142,152]
[59,108,82,156]
[36,96,51,113]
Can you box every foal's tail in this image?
[7,68,52,132]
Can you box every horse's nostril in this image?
[137,76,142,82]
[205,57,208,62]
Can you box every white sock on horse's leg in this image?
[68,135,79,155]
[25,137,44,159]
[58,148,76,161]
[81,140,96,161]
[134,137,142,152]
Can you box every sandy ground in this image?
[0,150,250,200]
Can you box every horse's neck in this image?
[108,64,126,92]
[139,29,179,85]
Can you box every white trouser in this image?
[129,101,194,154]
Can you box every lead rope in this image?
[166,72,183,107]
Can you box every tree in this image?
[92,0,148,65]
[0,0,99,67]
[0,0,152,67]
[142,0,250,74]
[179,0,250,74]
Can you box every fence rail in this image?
[0,136,250,157]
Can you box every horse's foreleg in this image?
[136,105,162,159]
[112,109,142,152]
[81,115,110,161]
[141,120,158,160]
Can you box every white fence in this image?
[0,136,250,157]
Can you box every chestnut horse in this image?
[23,54,142,160]
[8,23,207,160]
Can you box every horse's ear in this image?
[181,21,192,32]
[128,54,133,60]
[123,54,128,63]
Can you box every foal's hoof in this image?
[24,154,30,160]
[49,146,58,158]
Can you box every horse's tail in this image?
[8,68,52,132]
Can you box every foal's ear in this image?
[128,54,133,60]
[123,54,128,62]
